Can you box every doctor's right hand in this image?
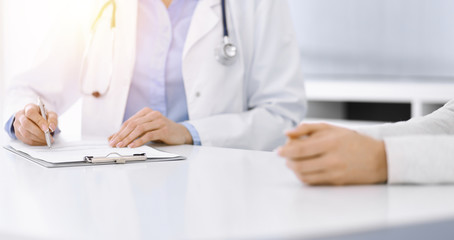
[13,104,58,146]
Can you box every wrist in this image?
[184,128,193,145]
[179,123,193,145]
[373,139,388,183]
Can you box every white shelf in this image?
[305,77,454,117]
[305,118,384,128]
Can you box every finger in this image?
[109,133,117,144]
[279,138,328,159]
[14,120,30,145]
[298,171,340,186]
[15,130,41,146]
[24,104,49,132]
[17,114,47,142]
[13,111,44,145]
[121,107,153,128]
[135,107,154,117]
[117,120,165,148]
[15,117,55,145]
[128,129,165,148]
[110,116,150,147]
[14,128,27,144]
[111,112,152,143]
[286,157,328,175]
[286,123,331,139]
[111,111,162,147]
[47,111,58,132]
[15,124,46,146]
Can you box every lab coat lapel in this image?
[183,0,220,60]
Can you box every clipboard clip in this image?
[85,153,147,164]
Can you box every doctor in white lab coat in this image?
[5,0,306,151]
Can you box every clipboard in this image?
[3,141,186,168]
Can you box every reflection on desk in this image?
[1,144,454,239]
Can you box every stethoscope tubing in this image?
[221,0,229,37]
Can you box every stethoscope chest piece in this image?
[216,36,238,65]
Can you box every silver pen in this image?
[38,97,52,148]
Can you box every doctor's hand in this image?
[108,107,193,148]
[278,123,388,186]
[13,104,58,146]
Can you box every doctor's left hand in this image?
[108,107,193,148]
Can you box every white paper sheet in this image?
[8,140,179,164]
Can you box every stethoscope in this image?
[216,0,238,65]
[79,0,237,98]
[79,0,116,98]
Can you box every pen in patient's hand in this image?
[38,97,52,148]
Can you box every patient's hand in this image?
[278,123,387,186]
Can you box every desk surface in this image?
[1,144,454,240]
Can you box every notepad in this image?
[4,140,185,168]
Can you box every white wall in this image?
[288,0,454,79]
[3,0,60,84]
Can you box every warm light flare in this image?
[2,0,94,82]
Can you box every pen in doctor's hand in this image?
[38,97,52,148]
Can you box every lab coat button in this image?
[195,92,201,97]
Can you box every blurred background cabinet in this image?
[288,0,454,122]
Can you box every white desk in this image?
[1,144,454,240]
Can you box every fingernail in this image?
[128,143,135,148]
[116,142,123,148]
[49,123,56,132]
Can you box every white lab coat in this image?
[6,0,306,151]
